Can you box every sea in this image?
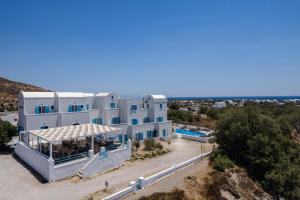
[168,96,300,101]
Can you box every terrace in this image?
[19,124,126,165]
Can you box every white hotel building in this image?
[18,91,172,141]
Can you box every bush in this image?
[144,139,163,151]
[134,141,140,151]
[144,139,156,151]
[0,119,18,149]
[139,188,188,200]
[212,154,234,172]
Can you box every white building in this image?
[18,91,172,141]
[212,101,226,109]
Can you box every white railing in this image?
[102,151,212,200]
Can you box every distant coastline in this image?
[168,96,300,101]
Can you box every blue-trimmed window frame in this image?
[131,119,138,125]
[156,117,164,123]
[110,103,116,109]
[68,104,84,112]
[135,132,144,141]
[143,117,150,123]
[130,105,137,111]
[35,105,54,114]
[111,117,121,124]
[92,118,102,125]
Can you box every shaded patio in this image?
[20,124,126,165]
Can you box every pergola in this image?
[21,124,123,160]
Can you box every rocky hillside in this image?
[0,77,49,111]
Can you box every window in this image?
[73,122,80,125]
[143,117,150,123]
[131,105,137,111]
[110,103,116,109]
[156,117,164,122]
[153,130,158,137]
[111,117,121,124]
[68,104,83,112]
[92,118,102,125]
[147,130,153,138]
[35,105,53,114]
[160,104,163,111]
[132,119,138,125]
[86,104,89,110]
[147,104,149,109]
[40,125,48,129]
[163,129,167,137]
[135,132,143,141]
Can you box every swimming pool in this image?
[175,129,206,137]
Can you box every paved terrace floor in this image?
[0,138,213,200]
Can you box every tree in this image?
[215,106,300,199]
[0,119,18,149]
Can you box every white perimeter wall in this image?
[15,142,51,181]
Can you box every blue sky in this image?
[0,0,299,97]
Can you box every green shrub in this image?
[0,119,18,149]
[212,154,233,172]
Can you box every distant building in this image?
[179,107,189,111]
[212,101,226,109]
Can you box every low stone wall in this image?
[15,141,132,182]
[15,142,51,181]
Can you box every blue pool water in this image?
[176,129,206,137]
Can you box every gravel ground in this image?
[125,158,211,200]
[0,138,213,200]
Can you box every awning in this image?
[29,123,122,143]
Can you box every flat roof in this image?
[21,91,55,98]
[30,124,122,142]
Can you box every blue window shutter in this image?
[45,106,50,113]
[35,106,40,114]
[68,105,72,112]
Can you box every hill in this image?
[0,77,49,111]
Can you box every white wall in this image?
[52,158,89,181]
[130,123,156,140]
[15,142,51,181]
[81,143,131,178]
[24,98,56,114]
[25,113,59,130]
[60,112,90,126]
